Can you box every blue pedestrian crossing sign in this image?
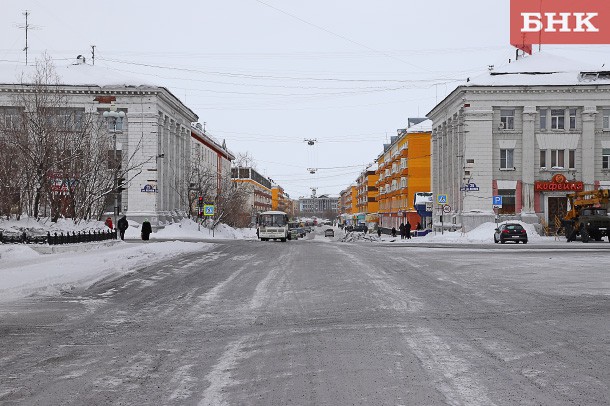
[204,205,215,216]
[492,195,503,208]
[437,194,447,204]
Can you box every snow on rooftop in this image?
[0,60,156,88]
[407,119,432,133]
[466,51,606,87]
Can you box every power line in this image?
[252,0,427,71]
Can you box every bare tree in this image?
[0,54,144,221]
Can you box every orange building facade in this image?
[376,120,431,231]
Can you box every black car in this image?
[351,224,368,233]
[494,223,528,244]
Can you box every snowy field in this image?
[0,217,581,304]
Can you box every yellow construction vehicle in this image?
[563,189,610,242]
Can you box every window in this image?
[539,108,547,130]
[603,109,610,130]
[498,189,516,215]
[569,150,575,169]
[400,158,407,169]
[569,108,577,129]
[500,109,515,129]
[551,109,565,130]
[500,149,514,169]
[603,149,610,170]
[551,149,565,168]
[540,150,547,168]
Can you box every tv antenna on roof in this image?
[17,11,40,66]
[304,138,317,146]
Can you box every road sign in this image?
[204,205,215,216]
[492,195,503,208]
[425,202,433,212]
[437,194,447,204]
[443,204,452,213]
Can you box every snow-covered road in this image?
[1,234,609,405]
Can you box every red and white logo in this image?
[511,0,610,52]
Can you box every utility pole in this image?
[21,11,30,65]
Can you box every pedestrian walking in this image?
[391,227,397,238]
[405,221,412,239]
[141,219,152,241]
[117,215,129,240]
[377,227,382,238]
[399,223,406,239]
[105,217,113,230]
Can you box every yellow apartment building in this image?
[355,168,379,226]
[376,119,431,231]
[271,185,292,215]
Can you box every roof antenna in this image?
[17,11,39,65]
[91,45,96,65]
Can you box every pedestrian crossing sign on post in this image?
[204,205,215,216]
[437,194,447,204]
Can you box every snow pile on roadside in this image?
[0,244,41,261]
[380,221,553,244]
[125,218,258,240]
[0,241,212,303]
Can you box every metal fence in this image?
[0,229,117,245]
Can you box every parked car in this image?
[352,224,368,233]
[494,223,528,244]
[324,229,334,237]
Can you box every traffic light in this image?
[198,196,203,206]
[116,178,126,193]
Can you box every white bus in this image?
[257,211,289,242]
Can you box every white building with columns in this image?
[0,58,204,228]
[428,52,610,232]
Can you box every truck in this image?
[562,189,610,243]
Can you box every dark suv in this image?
[494,223,528,244]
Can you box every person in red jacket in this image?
[105,217,113,230]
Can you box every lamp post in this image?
[103,107,125,236]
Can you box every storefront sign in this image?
[534,174,583,192]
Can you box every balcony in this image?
[400,167,409,176]
[400,149,408,157]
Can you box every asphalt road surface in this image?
[1,232,609,405]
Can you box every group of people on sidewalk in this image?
[104,216,152,241]
[390,221,422,239]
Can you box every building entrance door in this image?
[547,196,567,231]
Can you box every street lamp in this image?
[103,107,126,236]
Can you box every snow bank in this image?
[124,218,257,240]
[0,241,212,303]
[379,221,554,244]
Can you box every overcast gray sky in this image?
[1,1,608,199]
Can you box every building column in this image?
[582,107,597,189]
[521,106,536,217]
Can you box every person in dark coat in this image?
[141,219,152,241]
[117,215,128,240]
[416,222,422,231]
[391,227,397,238]
[377,227,382,238]
[399,223,406,239]
[405,221,412,239]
